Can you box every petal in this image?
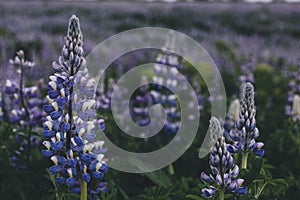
[50,111,62,120]
[200,172,214,183]
[55,177,65,185]
[82,173,91,183]
[66,177,76,187]
[48,90,60,99]
[227,145,239,153]
[254,149,264,157]
[215,174,223,185]
[53,141,64,151]
[93,171,104,180]
[44,104,55,113]
[70,187,81,194]
[80,154,92,163]
[255,142,264,149]
[234,187,248,195]
[202,187,216,198]
[100,163,109,173]
[230,165,239,178]
[41,150,54,157]
[42,130,56,138]
[49,165,62,174]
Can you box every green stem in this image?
[81,179,87,200]
[219,188,225,200]
[241,152,249,169]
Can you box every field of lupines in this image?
[0,1,300,200]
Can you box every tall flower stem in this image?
[80,179,87,200]
[219,188,225,200]
[66,67,74,151]
[19,57,32,160]
[241,152,249,169]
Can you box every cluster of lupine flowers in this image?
[201,117,247,198]
[226,83,264,158]
[201,82,265,199]
[41,15,108,197]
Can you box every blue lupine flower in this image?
[228,83,264,158]
[201,117,247,199]
[42,15,108,197]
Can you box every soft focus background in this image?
[0,1,300,199]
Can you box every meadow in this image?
[0,2,299,200]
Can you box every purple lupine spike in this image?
[41,15,108,198]
[3,50,45,169]
[228,83,264,159]
[200,117,247,199]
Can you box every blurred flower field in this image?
[0,1,300,200]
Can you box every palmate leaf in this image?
[262,177,294,197]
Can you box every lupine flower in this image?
[3,50,45,168]
[228,83,264,165]
[224,98,240,142]
[42,15,108,198]
[201,117,247,199]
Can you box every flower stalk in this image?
[80,179,87,200]
[219,188,225,200]
[42,15,109,198]
[241,152,249,169]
